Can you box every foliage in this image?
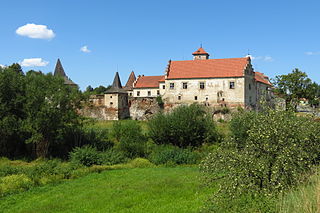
[23,71,83,158]
[111,120,147,158]
[70,146,102,167]
[127,158,155,168]
[100,148,128,165]
[148,104,220,148]
[83,85,111,96]
[273,68,319,109]
[201,109,320,211]
[156,95,164,108]
[81,126,113,151]
[149,145,200,165]
[0,174,33,196]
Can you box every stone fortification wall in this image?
[129,97,161,120]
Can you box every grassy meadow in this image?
[0,167,214,213]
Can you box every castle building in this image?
[131,47,272,109]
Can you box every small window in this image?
[194,96,198,100]
[129,93,132,96]
[170,83,174,89]
[110,96,112,98]
[178,96,181,100]
[157,90,160,95]
[148,91,151,96]
[162,85,165,89]
[200,82,205,89]
[206,97,208,101]
[110,102,113,105]
[229,82,235,89]
[249,96,252,103]
[182,82,188,89]
[249,84,251,90]
[137,91,140,96]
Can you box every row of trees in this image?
[273,68,320,109]
[0,64,83,159]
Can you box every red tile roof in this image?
[255,72,272,86]
[192,47,209,55]
[167,57,249,79]
[134,75,164,88]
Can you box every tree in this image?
[0,67,26,157]
[148,104,220,148]
[22,71,82,158]
[273,69,313,110]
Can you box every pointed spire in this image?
[124,71,136,91]
[106,72,127,94]
[53,58,77,86]
[54,59,67,77]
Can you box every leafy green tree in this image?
[273,69,313,110]
[201,110,320,211]
[0,67,26,157]
[148,104,220,148]
[23,71,82,158]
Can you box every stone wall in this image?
[129,97,161,120]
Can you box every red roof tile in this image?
[134,75,164,88]
[192,47,209,55]
[255,72,272,86]
[167,57,249,79]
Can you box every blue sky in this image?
[1,0,319,90]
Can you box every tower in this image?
[192,47,210,60]
[54,59,78,88]
[104,72,129,120]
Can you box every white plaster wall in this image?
[104,94,118,108]
[162,77,245,106]
[133,88,160,98]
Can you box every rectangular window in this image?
[170,83,174,89]
[162,85,165,89]
[200,82,205,89]
[110,96,112,98]
[194,96,198,100]
[129,93,132,96]
[137,91,140,96]
[229,82,235,89]
[157,90,160,95]
[249,84,251,90]
[148,91,151,96]
[178,96,181,100]
[110,102,113,105]
[182,82,188,89]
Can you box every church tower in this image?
[104,72,129,120]
[192,47,210,60]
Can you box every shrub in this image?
[111,121,147,158]
[201,109,320,210]
[148,104,220,148]
[69,146,102,167]
[149,145,200,165]
[0,174,33,196]
[127,158,155,168]
[100,148,128,165]
[82,126,113,151]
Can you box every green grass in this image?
[88,120,149,134]
[0,167,213,213]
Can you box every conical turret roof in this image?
[105,72,127,94]
[124,71,136,91]
[53,59,77,86]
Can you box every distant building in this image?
[123,71,136,97]
[54,59,78,88]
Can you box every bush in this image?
[201,109,320,210]
[149,145,200,165]
[148,104,220,148]
[111,121,147,158]
[100,148,128,165]
[82,126,113,151]
[127,158,155,168]
[0,174,33,196]
[70,146,102,167]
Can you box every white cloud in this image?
[0,64,5,68]
[16,23,55,39]
[20,58,49,67]
[305,51,320,55]
[264,56,274,62]
[80,45,91,53]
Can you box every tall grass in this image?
[279,171,320,213]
